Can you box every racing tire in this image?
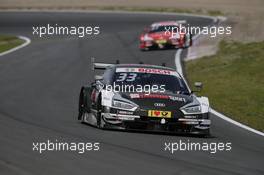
[183,33,192,48]
[97,113,103,129]
[96,94,104,129]
[80,112,89,124]
[140,48,149,51]
[78,86,92,121]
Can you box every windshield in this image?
[112,70,189,94]
[149,25,178,33]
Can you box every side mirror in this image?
[143,27,149,33]
[193,82,203,92]
[94,75,104,90]
[94,75,103,81]
[91,82,96,88]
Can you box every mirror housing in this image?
[94,75,103,81]
[143,27,149,32]
[193,82,203,92]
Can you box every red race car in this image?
[139,21,192,51]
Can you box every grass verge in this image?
[98,6,224,16]
[0,6,224,17]
[0,35,24,53]
[186,40,264,131]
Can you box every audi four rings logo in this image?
[154,103,165,107]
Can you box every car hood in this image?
[147,32,171,40]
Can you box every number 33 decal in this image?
[116,73,137,82]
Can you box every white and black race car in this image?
[78,59,211,136]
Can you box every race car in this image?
[139,21,192,50]
[78,59,210,136]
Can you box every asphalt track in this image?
[0,11,263,175]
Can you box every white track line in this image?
[0,36,31,57]
[211,109,264,136]
[175,49,183,76]
[174,47,264,137]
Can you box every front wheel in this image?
[184,33,192,48]
[96,106,102,128]
[80,112,88,123]
[96,94,104,129]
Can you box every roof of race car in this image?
[151,21,179,27]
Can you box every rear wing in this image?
[91,57,167,70]
[91,57,118,70]
[176,20,187,24]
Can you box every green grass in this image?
[0,35,24,53]
[207,10,223,16]
[186,40,264,131]
[7,5,225,16]
[97,6,224,16]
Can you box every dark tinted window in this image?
[149,25,178,33]
[112,72,189,94]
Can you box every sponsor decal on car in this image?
[118,110,134,115]
[130,93,169,99]
[148,110,172,118]
[154,103,166,107]
[130,93,186,102]
[156,39,167,44]
[116,67,179,76]
[169,96,186,102]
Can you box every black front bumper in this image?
[101,114,210,135]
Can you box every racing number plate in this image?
[148,110,172,118]
[156,39,167,44]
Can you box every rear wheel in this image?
[78,86,92,121]
[96,94,103,128]
[184,33,192,48]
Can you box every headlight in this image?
[143,35,153,41]
[181,105,201,114]
[112,100,136,110]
